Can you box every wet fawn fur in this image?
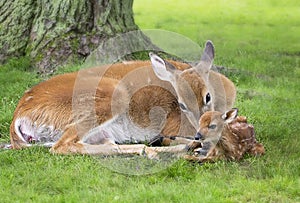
[186,109,265,162]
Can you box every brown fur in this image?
[185,111,265,162]
[10,42,236,158]
[10,61,188,151]
[180,71,207,109]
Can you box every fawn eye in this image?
[179,102,188,111]
[205,93,211,104]
[208,124,216,129]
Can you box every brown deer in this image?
[185,108,265,162]
[9,41,236,158]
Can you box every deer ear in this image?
[195,40,215,74]
[149,52,178,83]
[222,108,238,123]
[201,40,215,62]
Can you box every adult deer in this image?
[10,41,236,158]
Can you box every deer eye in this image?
[208,124,216,129]
[179,102,188,111]
[205,93,211,104]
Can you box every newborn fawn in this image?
[186,108,265,162]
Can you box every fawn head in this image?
[149,41,215,128]
[195,108,238,143]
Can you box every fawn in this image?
[185,108,265,162]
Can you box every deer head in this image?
[149,41,215,129]
[195,108,238,143]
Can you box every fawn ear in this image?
[195,40,214,75]
[149,52,178,83]
[222,108,238,123]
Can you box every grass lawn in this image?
[1,0,300,202]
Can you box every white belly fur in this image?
[82,112,166,144]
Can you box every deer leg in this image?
[149,135,197,147]
[168,137,196,146]
[50,126,149,156]
[50,126,196,159]
[143,144,190,159]
[183,153,224,163]
[183,146,226,163]
[183,155,218,163]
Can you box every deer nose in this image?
[195,132,203,140]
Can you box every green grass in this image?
[1,0,300,202]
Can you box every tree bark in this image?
[0,1,36,63]
[0,0,155,73]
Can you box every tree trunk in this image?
[0,1,36,63]
[0,0,156,73]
